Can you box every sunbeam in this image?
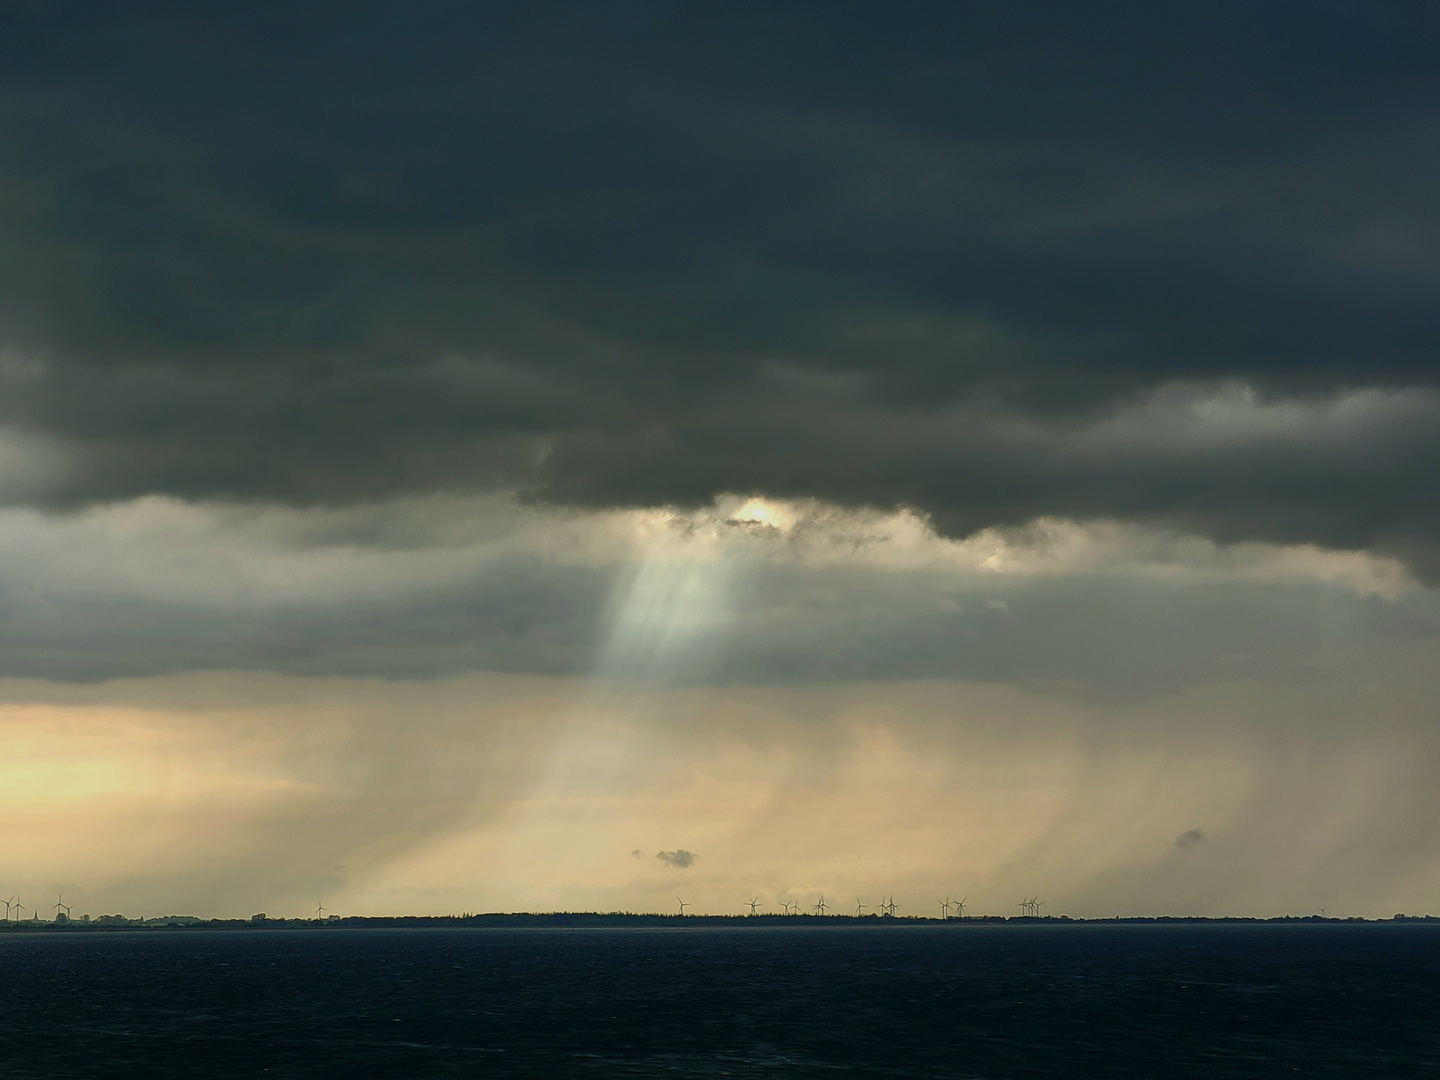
[593,526,738,687]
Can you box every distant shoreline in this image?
[3,912,1437,932]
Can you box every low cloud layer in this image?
[0,494,1426,696]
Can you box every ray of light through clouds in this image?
[0,494,1437,918]
[2,2,1440,921]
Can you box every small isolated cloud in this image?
[656,849,695,868]
[631,849,644,859]
[1175,829,1205,849]
[986,599,1009,612]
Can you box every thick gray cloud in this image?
[0,495,1428,695]
[0,3,1438,570]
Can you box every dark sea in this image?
[3,924,1437,1078]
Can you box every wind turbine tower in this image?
[676,898,688,916]
[812,895,829,916]
[747,897,760,916]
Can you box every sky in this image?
[1,1,1438,920]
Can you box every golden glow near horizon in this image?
[3,670,1438,921]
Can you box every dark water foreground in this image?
[2,924,1437,1078]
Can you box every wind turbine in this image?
[854,898,867,917]
[1,897,12,922]
[938,897,952,919]
[1033,899,1043,918]
[676,898,688,916]
[812,895,829,916]
[11,896,23,922]
[954,897,966,918]
[315,902,327,921]
[747,897,760,916]
[54,894,72,921]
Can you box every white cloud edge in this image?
[0,487,1412,612]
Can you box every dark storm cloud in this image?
[1,3,1438,564]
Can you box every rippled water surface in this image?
[3,924,1437,1078]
